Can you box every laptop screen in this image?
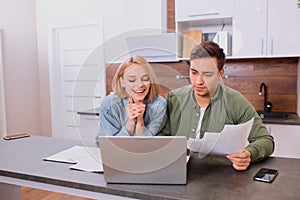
[99,136,187,184]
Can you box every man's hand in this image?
[226,149,251,171]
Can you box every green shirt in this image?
[158,84,274,163]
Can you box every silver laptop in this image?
[98,136,187,184]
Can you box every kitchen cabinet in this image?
[175,0,234,22]
[232,0,300,57]
[232,0,267,57]
[80,114,100,142]
[175,0,234,59]
[265,124,300,159]
[267,0,300,56]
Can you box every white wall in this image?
[35,0,105,136]
[0,0,163,137]
[0,0,41,135]
[35,0,162,136]
[102,0,163,62]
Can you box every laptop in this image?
[98,136,187,184]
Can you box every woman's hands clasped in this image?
[125,97,145,136]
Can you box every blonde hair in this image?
[112,55,159,102]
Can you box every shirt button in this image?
[196,113,199,116]
[192,129,195,132]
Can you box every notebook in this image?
[98,136,187,184]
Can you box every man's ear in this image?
[219,69,225,79]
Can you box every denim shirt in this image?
[97,92,167,138]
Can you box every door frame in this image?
[48,22,104,138]
[0,29,7,137]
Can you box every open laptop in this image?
[98,136,187,184]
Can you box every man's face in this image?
[190,57,223,99]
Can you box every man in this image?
[159,41,274,171]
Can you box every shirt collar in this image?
[190,83,224,107]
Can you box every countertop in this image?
[77,108,99,116]
[1,135,299,200]
[77,108,300,125]
[260,112,300,125]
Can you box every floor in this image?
[21,187,94,200]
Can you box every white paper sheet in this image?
[187,118,254,158]
[44,146,103,172]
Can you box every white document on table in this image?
[188,118,254,158]
[44,146,103,172]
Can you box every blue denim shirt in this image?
[97,92,167,138]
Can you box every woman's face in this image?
[121,63,151,102]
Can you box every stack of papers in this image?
[188,118,254,158]
[44,146,103,172]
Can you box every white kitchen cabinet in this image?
[233,0,300,58]
[265,124,300,159]
[80,114,100,142]
[232,0,267,57]
[175,0,234,59]
[267,0,300,56]
[176,0,234,22]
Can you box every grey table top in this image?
[0,135,299,200]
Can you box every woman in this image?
[97,55,166,137]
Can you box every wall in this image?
[35,0,162,136]
[0,0,40,136]
[298,58,300,114]
[165,1,298,114]
[224,58,297,112]
[106,58,298,113]
[35,0,105,136]
[102,0,163,63]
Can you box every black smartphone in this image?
[253,168,278,183]
[3,133,30,140]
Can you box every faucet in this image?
[259,82,272,113]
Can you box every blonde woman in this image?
[97,55,166,137]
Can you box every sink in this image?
[257,111,289,119]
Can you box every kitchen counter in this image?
[1,135,299,200]
[260,112,300,125]
[77,108,300,125]
[77,108,99,116]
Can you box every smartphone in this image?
[253,168,278,183]
[3,133,30,140]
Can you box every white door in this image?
[49,24,105,140]
[0,29,7,137]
